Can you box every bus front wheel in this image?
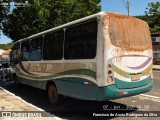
[48,84,60,105]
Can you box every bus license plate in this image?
[131,74,140,81]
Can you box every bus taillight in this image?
[107,64,112,76]
[108,70,112,75]
[107,76,113,83]
[107,64,111,69]
[107,64,114,83]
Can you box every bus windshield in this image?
[107,13,152,52]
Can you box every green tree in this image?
[0,2,10,36]
[2,0,101,42]
[145,2,160,33]
[0,43,13,50]
[137,2,160,33]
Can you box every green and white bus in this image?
[10,12,153,104]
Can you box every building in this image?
[152,33,160,64]
[0,49,10,62]
[0,49,5,54]
[0,49,5,61]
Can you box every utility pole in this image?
[122,0,130,16]
[127,0,130,16]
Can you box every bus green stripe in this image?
[115,76,151,89]
[14,67,96,80]
[47,69,96,80]
[112,64,152,78]
[112,64,130,78]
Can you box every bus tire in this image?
[13,74,19,88]
[47,84,61,105]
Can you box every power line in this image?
[122,0,128,11]
[121,0,130,16]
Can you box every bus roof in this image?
[15,12,133,43]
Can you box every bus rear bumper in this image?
[98,80,153,101]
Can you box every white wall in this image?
[0,49,5,55]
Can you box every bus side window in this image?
[30,37,43,61]
[11,42,20,64]
[64,19,97,59]
[21,40,30,61]
[43,30,64,60]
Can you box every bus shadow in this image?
[2,82,138,119]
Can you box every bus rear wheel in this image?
[48,84,60,105]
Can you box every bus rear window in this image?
[107,13,152,51]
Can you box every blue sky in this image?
[100,0,159,16]
[0,0,159,44]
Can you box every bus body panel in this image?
[14,74,152,101]
[98,79,153,101]
[96,14,105,87]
